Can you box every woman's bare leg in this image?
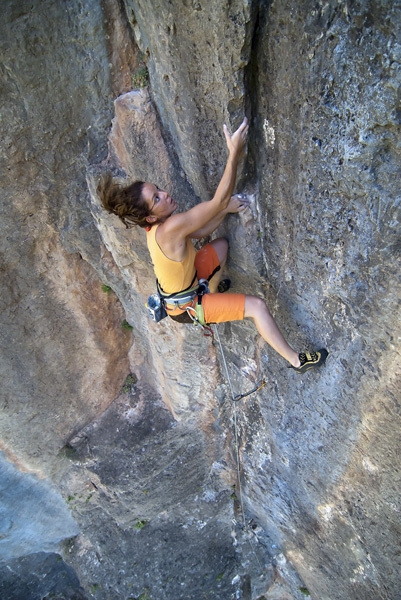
[244,296,301,367]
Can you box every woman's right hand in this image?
[223,117,249,156]
[226,193,250,213]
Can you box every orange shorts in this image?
[194,243,221,281]
[201,292,245,324]
[195,244,245,324]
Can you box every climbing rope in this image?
[213,325,245,522]
[213,325,265,571]
[213,325,265,567]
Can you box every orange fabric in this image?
[164,243,220,317]
[194,243,221,280]
[146,233,245,324]
[195,244,245,323]
[146,225,197,293]
[166,292,245,322]
[202,292,245,324]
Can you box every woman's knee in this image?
[244,295,270,319]
[210,238,228,265]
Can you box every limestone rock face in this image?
[0,0,132,469]
[0,454,79,561]
[124,0,255,198]
[1,1,400,600]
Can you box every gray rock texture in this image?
[1,0,400,599]
[0,552,87,600]
[0,0,131,469]
[0,453,79,561]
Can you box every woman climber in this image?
[98,117,327,374]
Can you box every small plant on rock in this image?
[101,284,113,294]
[134,518,148,530]
[122,319,133,331]
[132,65,149,88]
[122,373,137,393]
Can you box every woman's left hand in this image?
[223,118,249,156]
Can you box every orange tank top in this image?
[146,225,197,294]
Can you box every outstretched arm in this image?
[160,118,249,241]
[209,119,249,212]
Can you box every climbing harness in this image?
[159,273,199,308]
[183,279,214,337]
[145,273,198,323]
[147,276,214,336]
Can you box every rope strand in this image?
[213,324,264,571]
[213,325,246,527]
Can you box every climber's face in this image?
[143,183,177,223]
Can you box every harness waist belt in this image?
[157,272,199,310]
[164,290,198,309]
[157,275,210,313]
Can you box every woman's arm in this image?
[160,119,249,242]
[190,194,249,239]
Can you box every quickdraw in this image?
[233,379,267,402]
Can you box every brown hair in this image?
[97,173,150,228]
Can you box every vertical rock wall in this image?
[243,3,401,599]
[97,1,400,598]
[0,2,134,596]
[124,0,256,197]
[0,0,132,469]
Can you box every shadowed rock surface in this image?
[1,0,400,599]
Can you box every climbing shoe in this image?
[218,278,231,293]
[290,348,328,374]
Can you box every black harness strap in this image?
[157,271,198,300]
